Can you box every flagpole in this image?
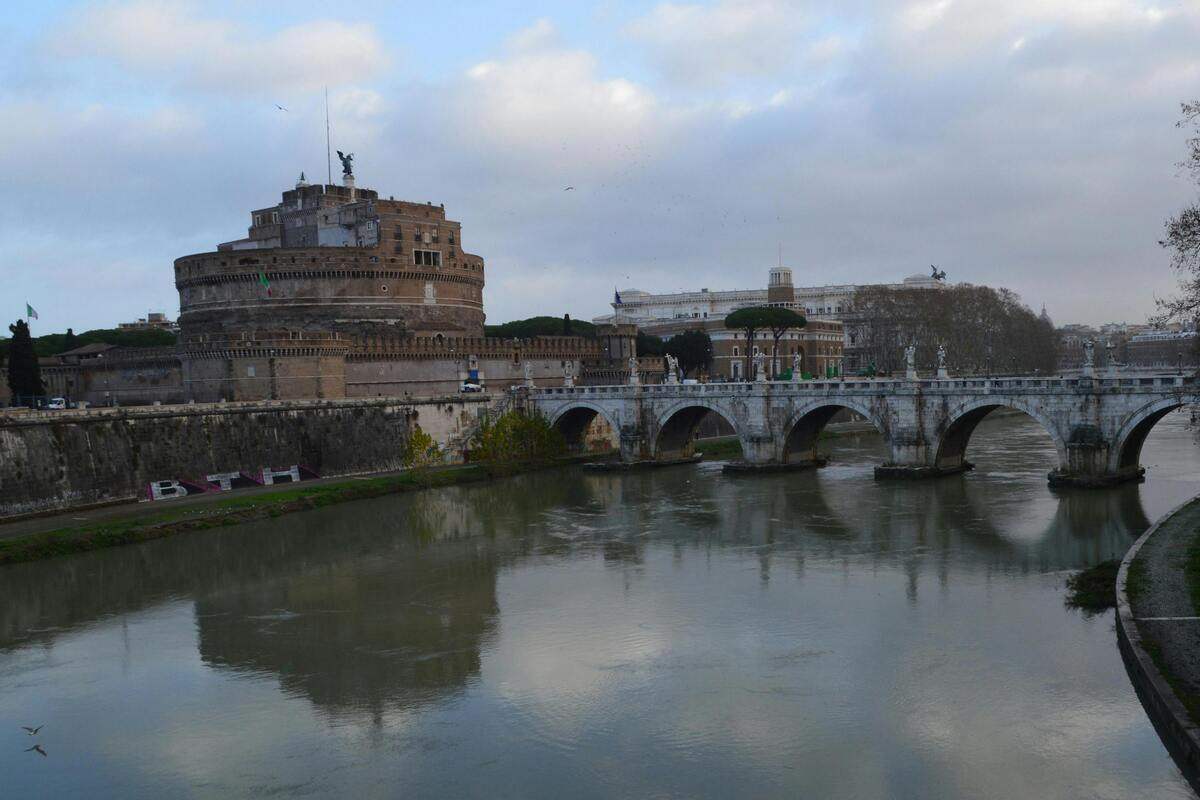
[325,86,332,186]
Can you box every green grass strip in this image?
[0,464,503,566]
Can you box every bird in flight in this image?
[930,265,947,281]
[25,744,47,757]
[22,725,43,736]
[275,104,288,112]
[563,186,575,191]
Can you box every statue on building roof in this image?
[336,150,354,177]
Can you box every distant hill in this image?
[485,316,597,339]
[0,327,178,361]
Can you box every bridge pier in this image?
[874,431,974,480]
[1048,429,1145,488]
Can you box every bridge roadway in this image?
[521,372,1198,487]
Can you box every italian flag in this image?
[258,269,271,297]
[26,303,37,320]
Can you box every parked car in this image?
[46,397,67,410]
[459,383,484,393]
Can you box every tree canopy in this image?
[6,320,44,403]
[484,316,597,339]
[0,327,177,362]
[664,329,713,377]
[724,306,807,377]
[724,306,806,333]
[636,330,665,356]
[1158,100,1200,324]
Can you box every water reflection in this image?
[0,414,1194,798]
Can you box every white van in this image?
[46,397,67,410]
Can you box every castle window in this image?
[414,250,441,268]
[449,233,455,244]
[253,214,262,227]
[271,211,279,224]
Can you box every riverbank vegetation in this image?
[1065,560,1120,614]
[0,465,497,566]
[470,410,565,469]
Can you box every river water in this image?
[2,413,1200,798]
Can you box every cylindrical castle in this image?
[175,177,486,401]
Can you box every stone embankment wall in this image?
[0,395,500,518]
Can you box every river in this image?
[2,412,1199,798]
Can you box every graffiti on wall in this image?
[147,465,320,501]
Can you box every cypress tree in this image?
[7,320,44,405]
[62,327,78,352]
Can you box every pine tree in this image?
[7,320,44,405]
[62,327,78,352]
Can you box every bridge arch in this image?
[652,399,743,460]
[1109,397,1190,473]
[781,398,888,465]
[932,398,1067,473]
[547,401,621,454]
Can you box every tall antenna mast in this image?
[325,86,332,185]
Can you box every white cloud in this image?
[888,0,1184,66]
[58,1,388,94]
[626,0,810,86]
[454,24,660,167]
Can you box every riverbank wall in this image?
[1116,495,1200,795]
[0,395,502,518]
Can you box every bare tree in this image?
[848,284,1057,376]
[1157,101,1200,325]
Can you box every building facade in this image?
[597,268,942,329]
[38,174,638,405]
[596,267,942,373]
[1057,322,1199,372]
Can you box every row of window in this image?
[252,211,281,227]
[732,346,818,357]
[393,226,455,245]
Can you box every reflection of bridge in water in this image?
[0,451,1155,718]
[528,373,1199,487]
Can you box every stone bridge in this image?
[521,373,1199,488]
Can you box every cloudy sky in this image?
[3,0,1198,333]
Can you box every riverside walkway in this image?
[1119,496,1200,794]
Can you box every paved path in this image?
[1130,499,1200,702]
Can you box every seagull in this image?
[275,104,288,112]
[930,265,947,281]
[25,744,46,757]
[22,725,43,736]
[563,186,575,191]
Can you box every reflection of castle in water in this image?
[0,427,1163,716]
